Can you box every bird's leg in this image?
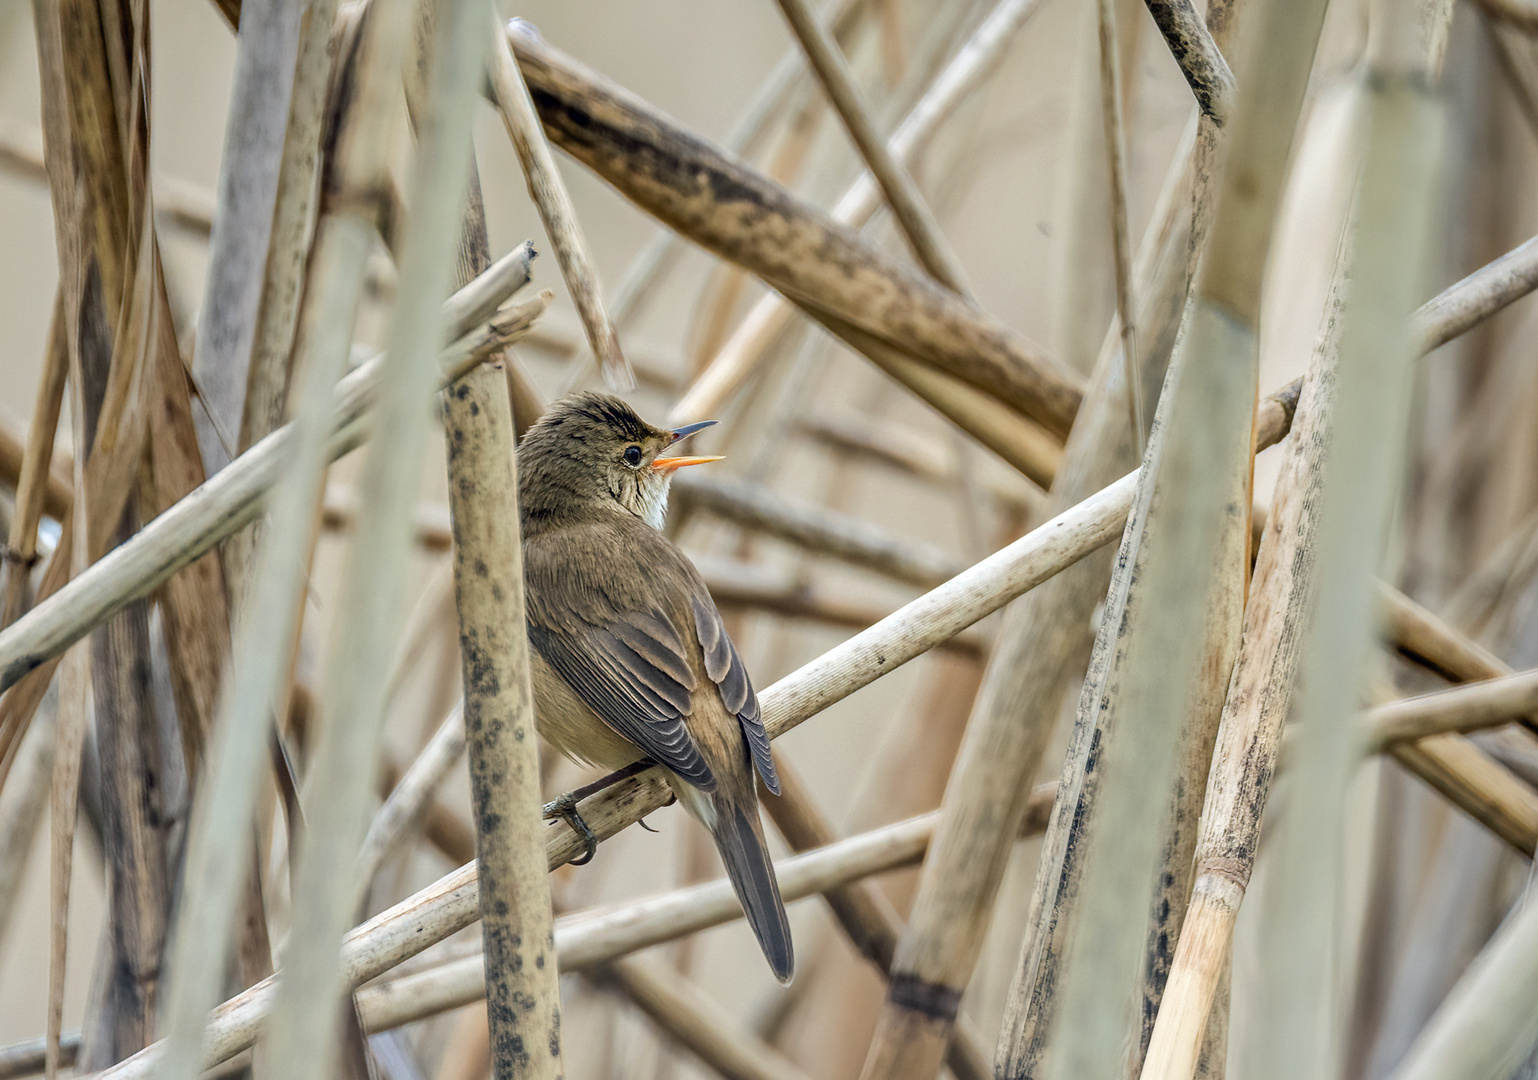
[542,759,657,866]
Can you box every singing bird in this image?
[519,392,793,983]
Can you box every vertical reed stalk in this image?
[154,0,417,1075]
[1249,1,1447,1076]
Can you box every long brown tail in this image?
[711,790,794,983]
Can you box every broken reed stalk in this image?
[187,0,303,474]
[666,0,1051,434]
[771,0,971,294]
[1248,1,1446,1075]
[95,378,1298,1080]
[1141,0,1236,124]
[0,254,540,698]
[1,292,67,626]
[260,3,490,1078]
[151,0,426,1073]
[1097,0,1144,452]
[489,17,631,391]
[596,958,815,1080]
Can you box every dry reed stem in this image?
[672,473,964,587]
[1381,582,1514,685]
[1137,251,1345,1080]
[0,408,72,528]
[1368,669,1538,748]
[0,119,215,239]
[772,0,971,294]
[557,0,869,393]
[238,0,340,455]
[702,565,986,657]
[1097,0,1143,453]
[1005,0,1326,1071]
[1473,0,1538,31]
[358,704,465,885]
[0,701,51,943]
[760,755,1027,1080]
[505,18,1082,438]
[490,18,631,391]
[428,13,567,1075]
[152,0,428,1073]
[1385,734,1538,853]
[261,3,490,1077]
[92,807,1015,1077]
[1,292,68,626]
[1141,0,1235,124]
[0,262,540,697]
[1248,1,1446,1074]
[187,0,303,473]
[913,93,1203,1080]
[597,958,815,1080]
[352,802,1056,1038]
[669,0,1048,429]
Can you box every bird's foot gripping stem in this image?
[543,759,658,866]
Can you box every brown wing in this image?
[527,591,716,790]
[692,593,778,795]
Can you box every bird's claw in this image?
[543,793,600,865]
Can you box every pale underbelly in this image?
[528,646,648,772]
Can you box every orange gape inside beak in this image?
[651,455,724,472]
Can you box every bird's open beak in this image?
[668,419,718,445]
[652,455,724,472]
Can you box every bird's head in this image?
[519,392,720,531]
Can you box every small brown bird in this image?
[519,392,793,983]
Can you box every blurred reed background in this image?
[1,0,1537,1078]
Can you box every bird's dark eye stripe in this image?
[624,445,642,466]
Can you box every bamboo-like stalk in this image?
[879,77,1205,1080]
[1001,0,1329,1072]
[596,958,815,1080]
[1247,1,1446,1074]
[489,18,631,391]
[260,2,491,1078]
[1036,0,1329,1063]
[1367,672,1538,746]
[1,291,67,626]
[425,10,567,1076]
[0,262,542,698]
[152,0,429,1074]
[667,0,1051,430]
[771,0,970,294]
[1141,0,1235,124]
[186,0,303,473]
[672,472,965,587]
[1098,0,1143,452]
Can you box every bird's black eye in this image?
[623,445,642,467]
